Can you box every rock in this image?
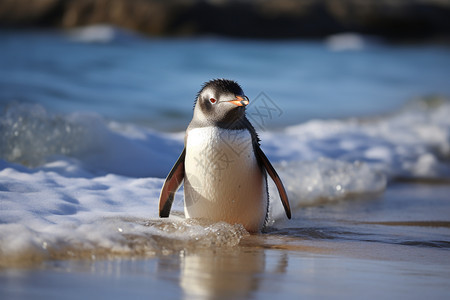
[0,0,449,40]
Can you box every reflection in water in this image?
[170,244,288,300]
[179,248,266,299]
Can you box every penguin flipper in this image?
[159,148,186,218]
[255,146,291,219]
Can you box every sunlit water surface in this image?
[1,27,450,299]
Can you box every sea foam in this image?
[0,103,182,177]
[263,97,450,179]
[1,98,450,265]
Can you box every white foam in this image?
[0,103,184,177]
[325,33,377,51]
[66,25,138,43]
[262,98,450,179]
[0,160,246,265]
[1,99,450,264]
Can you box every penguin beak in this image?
[228,96,249,106]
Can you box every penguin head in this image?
[192,79,249,128]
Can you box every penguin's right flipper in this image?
[159,148,186,217]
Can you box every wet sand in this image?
[1,183,450,299]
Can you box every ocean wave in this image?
[0,103,183,177]
[0,162,246,267]
[0,218,248,267]
[1,98,450,265]
[2,98,449,180]
[325,33,378,52]
[263,97,450,180]
[66,25,140,44]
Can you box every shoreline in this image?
[1,182,449,298]
[1,181,449,267]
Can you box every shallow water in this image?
[1,183,449,299]
[1,27,450,298]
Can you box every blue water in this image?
[1,27,450,131]
[1,27,450,300]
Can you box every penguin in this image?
[159,79,291,233]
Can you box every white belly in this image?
[184,127,268,232]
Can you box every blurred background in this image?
[1,0,450,132]
[2,0,450,39]
[2,4,450,297]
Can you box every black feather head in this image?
[189,78,251,130]
[194,79,244,107]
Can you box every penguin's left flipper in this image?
[159,148,186,217]
[255,146,292,219]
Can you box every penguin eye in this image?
[209,98,217,104]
